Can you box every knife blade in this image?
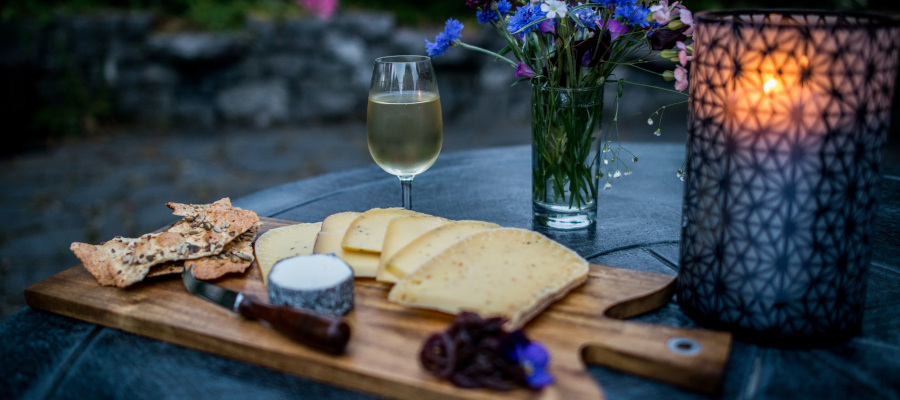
[182,265,351,355]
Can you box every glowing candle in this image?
[678,11,900,344]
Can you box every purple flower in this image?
[465,0,492,9]
[647,25,687,50]
[538,19,556,34]
[507,332,554,389]
[515,62,536,78]
[425,19,464,57]
[606,19,628,41]
[581,50,593,67]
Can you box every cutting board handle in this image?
[574,270,733,394]
[580,320,732,394]
[238,295,351,355]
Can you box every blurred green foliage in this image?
[2,0,894,31]
[343,0,470,26]
[1,0,895,153]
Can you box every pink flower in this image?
[674,65,688,92]
[297,0,337,19]
[649,0,672,25]
[516,62,536,78]
[677,7,694,35]
[676,41,692,66]
[606,19,628,41]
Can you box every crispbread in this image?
[149,221,262,280]
[382,220,500,281]
[387,228,589,330]
[189,220,261,280]
[71,198,259,287]
[376,215,451,282]
[314,231,379,277]
[253,222,323,287]
[341,208,426,253]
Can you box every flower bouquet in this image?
[427,0,695,228]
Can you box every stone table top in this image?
[3,143,898,400]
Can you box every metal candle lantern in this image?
[678,10,900,343]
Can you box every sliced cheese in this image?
[376,215,451,282]
[382,220,500,281]
[341,208,426,253]
[321,211,362,233]
[314,231,379,278]
[253,222,322,287]
[387,228,589,330]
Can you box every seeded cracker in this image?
[70,198,259,287]
[148,221,261,280]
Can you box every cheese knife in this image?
[181,265,351,355]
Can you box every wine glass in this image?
[367,55,443,210]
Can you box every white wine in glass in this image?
[367,55,443,210]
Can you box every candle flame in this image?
[763,78,778,94]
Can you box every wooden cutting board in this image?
[25,217,731,400]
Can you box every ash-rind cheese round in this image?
[267,254,354,315]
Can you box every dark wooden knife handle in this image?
[237,295,350,355]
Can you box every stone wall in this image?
[0,11,531,137]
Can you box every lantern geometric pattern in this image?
[678,11,900,340]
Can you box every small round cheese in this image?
[267,254,354,315]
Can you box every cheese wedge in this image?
[376,215,451,282]
[341,208,426,253]
[253,222,322,287]
[313,231,379,277]
[387,228,589,330]
[321,211,362,233]
[382,220,500,281]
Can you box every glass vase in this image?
[531,85,604,230]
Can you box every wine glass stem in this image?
[400,176,413,210]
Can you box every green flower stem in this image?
[455,41,518,68]
[619,79,688,96]
[532,85,605,209]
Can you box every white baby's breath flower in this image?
[613,170,622,178]
[647,117,654,125]
[603,181,612,190]
[541,0,568,19]
[603,159,609,165]
[654,128,661,136]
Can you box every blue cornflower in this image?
[443,18,464,38]
[614,3,651,28]
[497,0,512,15]
[425,19,464,57]
[590,0,636,7]
[574,7,598,30]
[477,9,498,24]
[507,4,546,38]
